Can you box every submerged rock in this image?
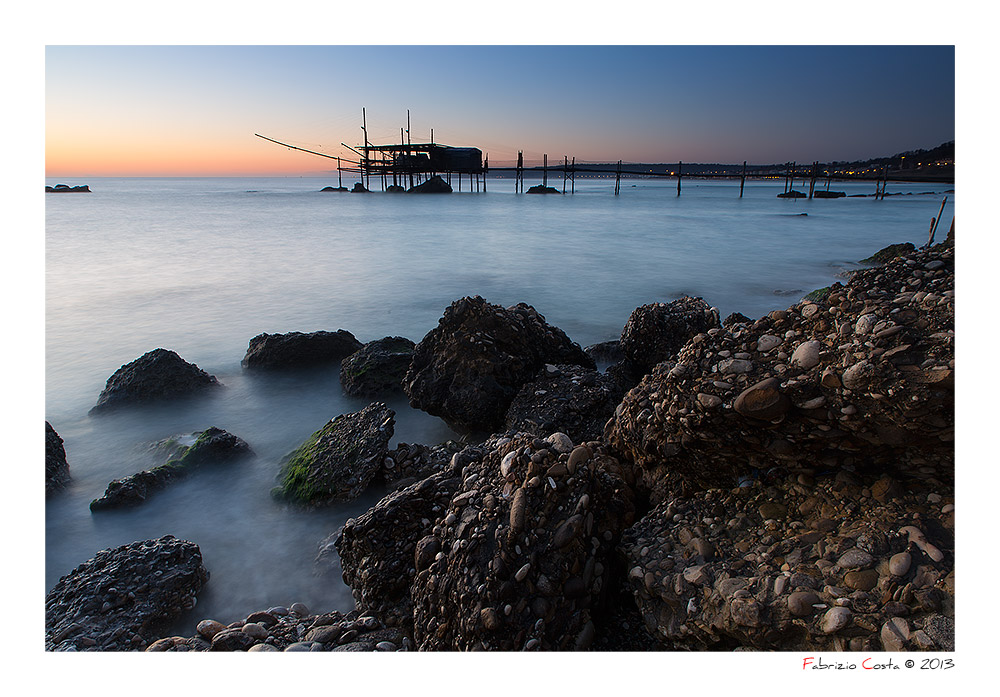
[404,296,594,432]
[241,330,363,370]
[90,348,220,414]
[340,336,415,397]
[90,427,253,511]
[46,535,209,651]
[46,421,71,496]
[272,402,395,505]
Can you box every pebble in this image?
[545,432,573,454]
[889,552,912,576]
[375,641,397,651]
[756,335,782,352]
[820,606,852,634]
[790,340,821,370]
[248,643,279,651]
[241,622,268,640]
[289,602,310,616]
[196,619,227,640]
[787,591,819,617]
[284,642,314,652]
[837,548,875,570]
[881,617,910,650]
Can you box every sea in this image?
[44,175,954,634]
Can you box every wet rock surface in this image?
[90,427,253,511]
[382,440,465,489]
[404,296,594,432]
[339,336,415,396]
[504,363,627,444]
[241,330,363,370]
[90,348,220,414]
[46,536,209,651]
[46,421,71,496]
[272,402,395,505]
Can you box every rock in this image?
[340,337,415,396]
[408,175,452,193]
[403,296,594,432]
[505,364,626,444]
[410,433,635,650]
[272,402,394,505]
[820,607,852,634]
[888,552,912,577]
[196,619,227,640]
[860,242,916,265]
[241,330,363,370]
[90,348,220,414]
[881,617,910,650]
[608,241,954,494]
[734,378,790,422]
[790,340,821,370]
[380,440,464,489]
[46,536,208,651]
[583,340,624,365]
[619,297,720,377]
[90,427,253,511]
[210,628,257,651]
[335,465,465,628]
[47,184,91,193]
[788,592,820,617]
[617,467,953,651]
[45,421,71,496]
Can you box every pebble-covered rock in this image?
[272,402,394,505]
[46,536,209,651]
[608,241,954,497]
[241,330,363,370]
[410,432,636,650]
[618,297,720,379]
[618,468,954,651]
[403,296,594,432]
[90,348,220,414]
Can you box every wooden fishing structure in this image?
[256,109,952,198]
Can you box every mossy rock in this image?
[273,402,395,505]
[802,286,832,303]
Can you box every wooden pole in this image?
[571,157,576,194]
[931,196,948,238]
[362,107,370,190]
[677,161,682,196]
[808,161,817,200]
[615,160,621,195]
[563,156,568,194]
[740,160,747,198]
[543,154,548,188]
[516,151,523,193]
[926,218,937,248]
[483,154,488,192]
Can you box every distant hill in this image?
[513,141,954,182]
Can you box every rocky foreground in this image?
[45,237,955,652]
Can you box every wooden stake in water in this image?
[677,161,682,196]
[928,196,948,246]
[740,160,747,198]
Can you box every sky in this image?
[44,44,955,177]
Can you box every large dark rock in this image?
[272,402,395,505]
[242,330,363,370]
[381,440,465,489]
[90,349,220,414]
[46,535,209,651]
[340,336,415,397]
[46,421,71,496]
[607,242,954,500]
[504,363,627,444]
[90,427,253,511]
[410,432,636,650]
[404,296,594,432]
[619,296,720,378]
[861,242,916,265]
